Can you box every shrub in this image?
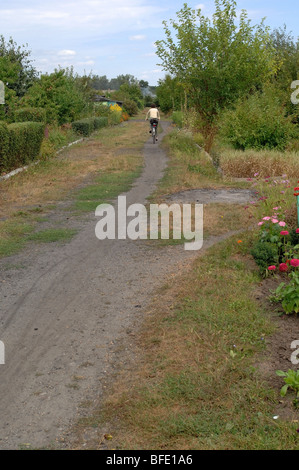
[93,116,108,130]
[14,107,47,123]
[193,132,205,147]
[251,241,279,274]
[8,121,45,168]
[171,111,183,128]
[0,121,45,171]
[0,121,9,171]
[122,98,138,116]
[21,68,93,125]
[71,118,95,137]
[218,88,295,151]
[72,116,109,136]
[108,104,123,125]
[122,112,129,122]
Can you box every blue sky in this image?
[0,0,298,86]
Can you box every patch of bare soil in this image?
[164,188,256,205]
[255,277,299,422]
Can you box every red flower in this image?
[296,228,299,234]
[290,259,299,267]
[280,231,289,236]
[268,265,276,271]
[279,263,288,272]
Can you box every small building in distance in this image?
[93,94,123,108]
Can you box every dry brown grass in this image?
[203,202,251,237]
[219,148,299,178]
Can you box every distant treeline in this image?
[91,74,157,95]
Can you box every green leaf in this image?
[276,370,287,377]
[280,384,289,397]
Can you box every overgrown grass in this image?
[218,147,299,179]
[151,129,223,201]
[0,218,34,257]
[97,236,298,450]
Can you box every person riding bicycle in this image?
[145,104,160,140]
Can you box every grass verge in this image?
[0,121,147,258]
[76,234,299,450]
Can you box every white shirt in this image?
[146,108,160,120]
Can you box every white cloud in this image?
[58,50,76,56]
[0,1,165,37]
[130,35,146,41]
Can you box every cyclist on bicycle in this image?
[145,104,160,140]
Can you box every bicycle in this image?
[150,119,158,144]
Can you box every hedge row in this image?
[14,107,47,123]
[71,116,108,137]
[0,121,45,173]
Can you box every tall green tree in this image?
[155,1,280,123]
[21,68,92,125]
[0,36,37,97]
[156,74,185,113]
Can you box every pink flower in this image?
[268,266,276,271]
[258,222,264,226]
[280,231,289,236]
[290,259,299,267]
[273,207,280,210]
[278,221,286,227]
[279,263,288,272]
[263,217,271,221]
[272,219,278,224]
[296,228,299,234]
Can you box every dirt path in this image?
[0,121,191,449]
[0,121,257,449]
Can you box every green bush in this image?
[122,98,138,116]
[0,121,44,172]
[171,111,183,128]
[193,132,205,147]
[251,241,279,274]
[72,116,109,136]
[93,116,108,130]
[0,121,9,171]
[8,121,45,168]
[14,107,47,123]
[218,88,295,151]
[71,118,95,137]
